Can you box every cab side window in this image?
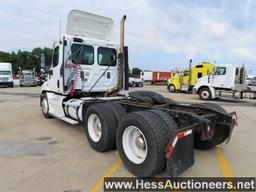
[52,46,59,68]
[215,67,226,75]
[71,44,94,65]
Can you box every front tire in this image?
[41,93,51,118]
[167,84,176,93]
[199,87,212,100]
[137,82,143,87]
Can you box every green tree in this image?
[131,67,142,78]
[0,47,53,74]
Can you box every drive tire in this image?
[147,109,178,136]
[131,81,136,87]
[137,82,143,87]
[199,103,228,144]
[196,102,226,113]
[191,102,226,113]
[199,87,212,100]
[116,111,169,177]
[164,97,176,104]
[105,101,126,127]
[191,103,228,150]
[84,103,117,152]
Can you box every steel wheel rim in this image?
[202,90,209,99]
[122,126,148,164]
[88,114,102,142]
[42,98,48,114]
[169,85,175,92]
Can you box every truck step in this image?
[61,117,79,124]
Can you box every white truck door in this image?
[64,43,118,93]
[48,43,63,93]
[211,66,227,88]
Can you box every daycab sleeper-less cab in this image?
[40,10,237,177]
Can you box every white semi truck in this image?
[40,10,237,177]
[193,64,254,100]
[0,62,14,87]
[19,69,37,87]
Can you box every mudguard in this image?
[166,130,194,176]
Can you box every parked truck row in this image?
[167,60,214,93]
[166,60,256,100]
[0,63,47,87]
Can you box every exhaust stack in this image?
[118,15,127,90]
[188,59,192,87]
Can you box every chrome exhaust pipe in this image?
[118,15,126,91]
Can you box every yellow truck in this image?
[167,60,215,92]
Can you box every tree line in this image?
[129,67,142,78]
[0,48,143,78]
[0,47,53,74]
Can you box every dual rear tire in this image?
[84,102,126,152]
[83,103,178,177]
[116,110,177,177]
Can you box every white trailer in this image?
[140,70,152,81]
[40,10,237,177]
[193,64,254,100]
[0,62,14,87]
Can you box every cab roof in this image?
[66,10,114,41]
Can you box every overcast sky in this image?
[0,0,255,71]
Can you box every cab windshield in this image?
[214,67,226,75]
[183,71,190,76]
[23,72,33,77]
[0,71,11,75]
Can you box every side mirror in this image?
[45,69,53,75]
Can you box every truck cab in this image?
[20,70,37,87]
[194,64,248,100]
[0,62,14,87]
[40,10,237,178]
[167,62,214,92]
[42,10,119,96]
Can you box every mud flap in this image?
[166,132,194,176]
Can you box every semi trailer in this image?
[141,70,173,84]
[40,10,237,177]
